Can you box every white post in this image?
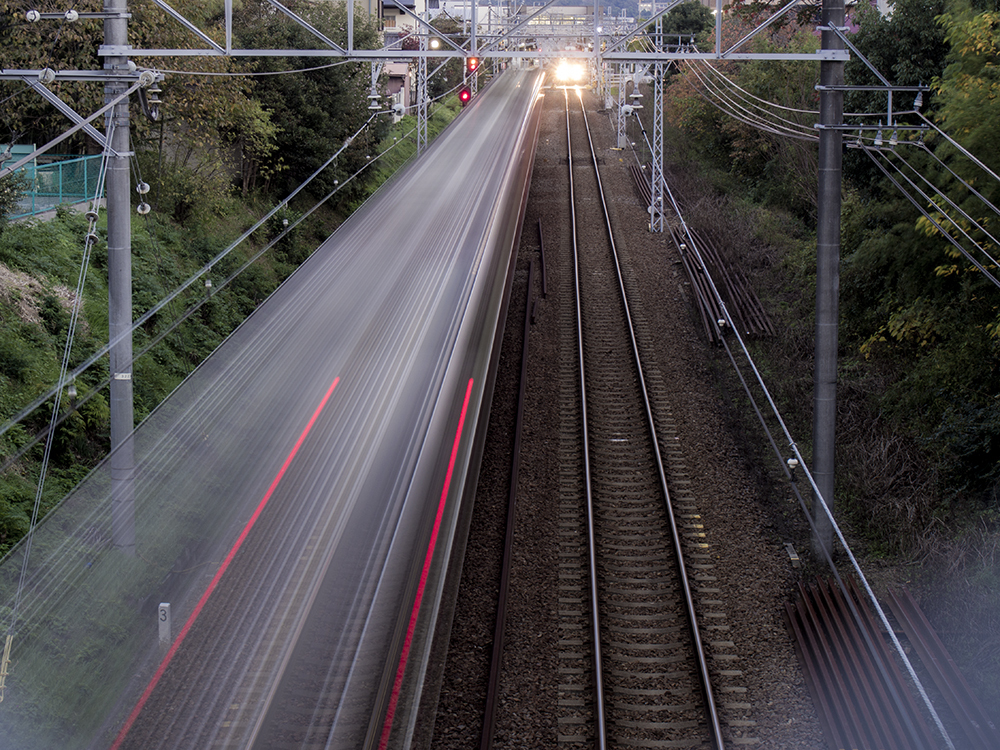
[158,603,171,647]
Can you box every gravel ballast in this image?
[426,84,826,749]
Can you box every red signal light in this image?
[459,88,472,105]
[466,56,479,73]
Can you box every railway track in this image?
[553,86,728,749]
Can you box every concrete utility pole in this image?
[812,0,845,558]
[104,0,135,555]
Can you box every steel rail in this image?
[566,85,609,750]
[573,87,725,749]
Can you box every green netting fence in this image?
[12,154,104,219]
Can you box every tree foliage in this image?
[664,17,820,218]
[843,0,949,191]
[0,0,106,152]
[0,171,28,231]
[233,0,389,200]
[128,2,289,219]
[840,0,1000,498]
[661,1,715,45]
[934,7,1000,175]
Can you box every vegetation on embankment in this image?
[0,0,468,561]
[653,0,1000,710]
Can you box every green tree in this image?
[843,0,948,193]
[933,7,1000,177]
[661,1,715,45]
[840,4,1000,497]
[665,18,820,218]
[0,0,107,152]
[0,171,28,232]
[0,0,282,219]
[128,0,285,219]
[234,0,389,201]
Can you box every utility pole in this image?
[650,14,664,232]
[104,0,135,555]
[812,0,845,558]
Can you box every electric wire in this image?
[158,58,357,77]
[862,145,1000,290]
[688,74,818,142]
[5,118,114,640]
[890,145,1000,265]
[0,110,413,447]
[683,60,819,141]
[0,88,29,116]
[686,60,818,137]
[917,111,1000,187]
[33,0,85,70]
[654,168,957,750]
[693,58,819,116]
[916,140,1000,223]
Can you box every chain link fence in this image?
[11,154,104,219]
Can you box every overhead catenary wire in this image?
[693,58,819,116]
[157,57,357,77]
[889,145,1000,265]
[0,110,422,456]
[5,118,114,640]
[917,111,1000,187]
[915,140,1000,223]
[683,60,819,142]
[860,145,1000,290]
[652,165,957,750]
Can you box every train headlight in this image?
[555,59,586,84]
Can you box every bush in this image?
[0,171,29,233]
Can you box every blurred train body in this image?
[0,67,545,750]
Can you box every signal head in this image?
[459,88,472,105]
[466,56,480,73]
